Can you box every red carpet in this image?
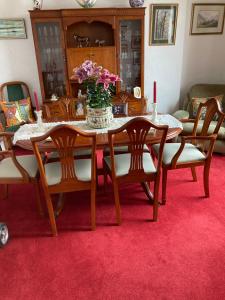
[0,154,225,299]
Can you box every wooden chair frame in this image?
[103,117,168,224]
[159,98,225,204]
[0,132,43,215]
[0,81,31,101]
[31,124,97,236]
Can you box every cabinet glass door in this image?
[35,22,67,99]
[119,20,142,95]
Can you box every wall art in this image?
[0,19,26,39]
[149,4,178,46]
[190,3,225,35]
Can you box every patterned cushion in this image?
[191,95,223,120]
[17,97,35,122]
[0,101,23,127]
[0,97,34,127]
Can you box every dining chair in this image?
[103,117,168,224]
[0,132,43,215]
[152,98,225,204]
[31,124,97,236]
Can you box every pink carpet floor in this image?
[0,154,225,300]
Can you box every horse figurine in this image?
[73,35,90,47]
[95,39,105,47]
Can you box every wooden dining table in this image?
[14,114,182,210]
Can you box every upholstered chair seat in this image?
[152,143,206,165]
[104,153,156,177]
[0,155,39,178]
[44,159,92,186]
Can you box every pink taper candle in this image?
[153,81,157,103]
[34,91,40,111]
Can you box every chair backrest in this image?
[108,117,168,177]
[0,81,30,102]
[192,98,225,136]
[31,125,96,190]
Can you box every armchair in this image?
[173,84,225,153]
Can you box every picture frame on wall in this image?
[149,4,178,46]
[0,19,27,39]
[190,3,225,35]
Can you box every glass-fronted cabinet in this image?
[119,19,142,95]
[32,20,67,100]
[30,8,145,105]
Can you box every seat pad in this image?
[104,153,156,177]
[152,143,206,165]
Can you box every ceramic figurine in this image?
[129,0,144,8]
[33,0,43,10]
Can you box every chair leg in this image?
[44,193,58,236]
[203,164,210,198]
[91,186,96,230]
[191,167,197,182]
[153,179,160,221]
[33,181,44,217]
[162,168,168,205]
[112,180,121,225]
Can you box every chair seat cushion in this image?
[104,144,149,154]
[152,143,206,165]
[0,155,38,178]
[104,153,156,177]
[182,120,225,140]
[45,159,92,186]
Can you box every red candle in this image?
[153,81,157,103]
[34,91,40,111]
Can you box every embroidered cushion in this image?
[191,95,224,120]
[0,101,23,127]
[17,97,35,122]
[0,97,34,128]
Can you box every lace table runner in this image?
[13,114,182,144]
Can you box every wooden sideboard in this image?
[29,7,146,117]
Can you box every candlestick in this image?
[34,91,40,111]
[153,81,157,103]
[151,102,159,124]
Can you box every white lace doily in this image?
[13,114,182,144]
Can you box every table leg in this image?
[141,182,154,204]
[55,193,65,217]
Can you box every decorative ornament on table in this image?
[71,60,121,128]
[129,0,144,8]
[76,0,96,8]
[33,0,43,10]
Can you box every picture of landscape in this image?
[197,10,219,28]
[0,19,26,39]
[191,4,225,35]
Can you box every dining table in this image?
[13,113,183,210]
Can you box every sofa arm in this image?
[173,110,189,120]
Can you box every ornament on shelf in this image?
[33,0,43,10]
[76,0,96,8]
[129,0,144,8]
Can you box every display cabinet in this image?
[29,8,146,114]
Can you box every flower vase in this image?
[86,106,113,129]
[151,103,159,124]
[35,110,44,131]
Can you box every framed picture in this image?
[0,19,27,39]
[112,102,128,116]
[190,4,225,35]
[149,4,178,46]
[131,35,141,49]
